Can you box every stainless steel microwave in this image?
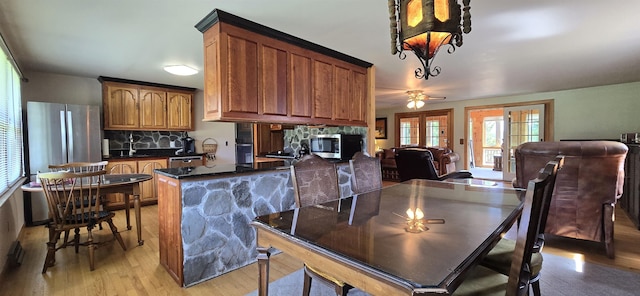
[309,134,362,160]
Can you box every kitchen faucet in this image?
[128,133,136,156]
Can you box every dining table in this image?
[251,179,525,295]
[22,173,152,246]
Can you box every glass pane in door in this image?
[425,115,449,148]
[400,117,420,146]
[503,105,544,181]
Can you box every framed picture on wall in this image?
[375,118,387,139]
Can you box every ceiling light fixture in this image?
[163,65,199,76]
[406,90,446,109]
[389,0,472,80]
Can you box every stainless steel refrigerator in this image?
[236,123,254,164]
[25,101,102,225]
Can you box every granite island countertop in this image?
[154,163,290,179]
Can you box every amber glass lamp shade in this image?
[399,0,460,59]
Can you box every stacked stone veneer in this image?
[284,125,368,156]
[179,163,354,286]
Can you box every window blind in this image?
[0,47,23,196]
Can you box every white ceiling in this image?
[1,0,639,109]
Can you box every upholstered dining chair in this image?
[479,156,564,296]
[290,154,352,296]
[349,152,382,194]
[39,170,126,272]
[395,148,472,182]
[453,159,556,296]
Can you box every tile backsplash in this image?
[104,131,186,150]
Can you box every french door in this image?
[502,104,545,181]
[396,109,453,149]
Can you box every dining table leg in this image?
[134,192,143,245]
[124,195,132,230]
[257,247,272,296]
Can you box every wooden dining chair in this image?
[48,161,110,230]
[479,156,564,296]
[48,161,108,173]
[349,151,382,194]
[452,158,557,296]
[39,170,126,273]
[290,154,352,296]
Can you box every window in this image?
[395,109,453,148]
[0,46,23,196]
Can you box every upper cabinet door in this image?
[139,89,167,129]
[350,70,367,124]
[333,65,351,121]
[260,44,288,116]
[104,85,139,129]
[289,53,312,118]
[167,92,193,130]
[225,32,259,113]
[313,60,333,119]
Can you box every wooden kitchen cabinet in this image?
[104,84,139,129]
[167,92,193,130]
[140,89,167,130]
[196,10,372,127]
[100,76,195,131]
[254,123,285,155]
[157,174,183,285]
[104,158,167,209]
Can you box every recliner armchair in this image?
[513,141,627,258]
[395,148,472,182]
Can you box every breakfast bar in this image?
[154,162,356,287]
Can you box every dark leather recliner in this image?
[395,148,472,182]
[513,141,628,258]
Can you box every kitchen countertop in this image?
[154,163,290,179]
[155,158,350,179]
[104,148,205,160]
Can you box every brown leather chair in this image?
[513,141,628,258]
[395,148,472,182]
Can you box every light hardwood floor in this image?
[2,186,640,295]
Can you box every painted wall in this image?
[0,189,24,272]
[376,81,640,166]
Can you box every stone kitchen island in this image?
[154,162,356,287]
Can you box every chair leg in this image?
[604,204,615,259]
[74,228,81,253]
[87,226,95,271]
[107,218,127,250]
[531,278,541,296]
[303,270,312,296]
[42,227,59,273]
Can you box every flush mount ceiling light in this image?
[163,65,199,76]
[406,90,446,109]
[389,0,472,80]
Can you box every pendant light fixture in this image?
[388,0,471,80]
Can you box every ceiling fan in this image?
[375,87,445,109]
